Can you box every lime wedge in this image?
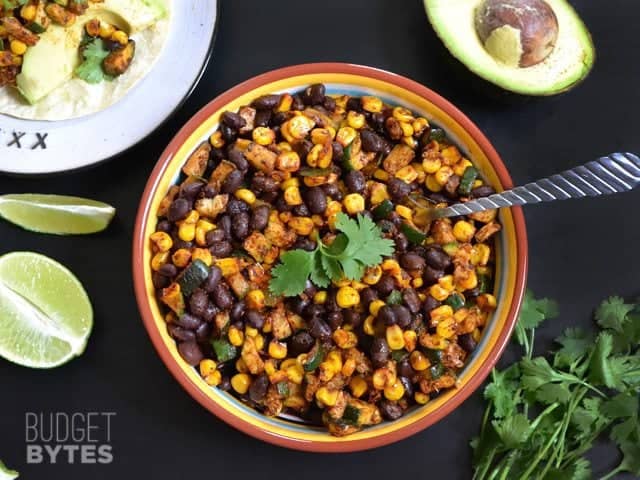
[0,460,18,479]
[0,194,115,235]
[0,252,93,369]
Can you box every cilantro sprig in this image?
[75,38,112,84]
[269,213,394,297]
[471,292,640,480]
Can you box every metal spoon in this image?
[411,152,640,222]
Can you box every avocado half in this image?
[424,0,595,96]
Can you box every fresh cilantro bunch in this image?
[75,38,112,84]
[472,292,640,480]
[269,212,394,297]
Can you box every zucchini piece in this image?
[458,166,479,196]
[424,349,444,364]
[211,338,237,363]
[400,222,427,245]
[276,381,289,397]
[341,405,361,426]
[302,341,324,372]
[442,241,459,256]
[299,167,332,177]
[391,349,408,362]
[26,22,46,34]
[445,293,465,310]
[386,290,403,305]
[177,259,209,297]
[477,274,491,294]
[430,363,445,380]
[372,199,393,220]
[429,128,446,143]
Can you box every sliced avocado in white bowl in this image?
[424,0,595,96]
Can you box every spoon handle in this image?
[436,152,640,218]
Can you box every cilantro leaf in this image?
[320,254,343,282]
[587,333,616,388]
[492,414,531,448]
[536,383,572,404]
[616,437,640,476]
[543,458,591,480]
[340,257,365,281]
[309,252,331,289]
[268,249,314,296]
[385,290,403,306]
[484,365,521,418]
[554,328,593,371]
[520,290,559,330]
[595,296,635,333]
[75,38,112,84]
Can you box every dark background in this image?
[0,0,638,478]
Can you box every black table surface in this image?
[1,1,638,478]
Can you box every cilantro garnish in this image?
[268,213,394,297]
[472,292,640,480]
[75,38,112,84]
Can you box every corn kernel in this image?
[361,96,383,113]
[436,317,457,339]
[430,284,449,302]
[438,275,455,292]
[412,277,424,288]
[434,166,454,186]
[204,370,222,386]
[177,221,195,242]
[441,146,462,165]
[430,305,454,322]
[395,165,418,183]
[254,334,265,351]
[477,293,497,311]
[111,30,128,46]
[171,249,191,268]
[195,220,215,246]
[425,174,443,192]
[251,126,275,146]
[12,55,22,66]
[231,373,251,394]
[245,326,258,338]
[368,299,385,317]
[10,40,27,56]
[343,193,365,215]
[393,106,414,123]
[363,265,382,285]
[336,126,357,147]
[412,118,430,136]
[473,179,484,188]
[279,211,292,224]
[422,156,442,174]
[333,329,358,349]
[336,286,360,308]
[395,205,413,220]
[214,257,239,276]
[289,216,314,235]
[191,248,212,266]
[244,290,264,310]
[382,259,401,273]
[471,244,491,266]
[403,136,418,149]
[264,359,277,376]
[268,340,288,360]
[307,142,333,169]
[20,4,37,22]
[281,177,300,190]
[342,357,356,376]
[277,93,293,112]
[228,326,244,347]
[399,121,414,138]
[415,392,430,405]
[287,114,315,138]
[276,151,301,172]
[369,183,390,204]
[315,387,339,407]
[372,368,396,390]
[235,357,249,373]
[310,128,333,145]
[209,131,225,148]
[235,188,256,205]
[419,333,448,350]
[99,22,115,38]
[384,380,405,401]
[453,220,476,243]
[314,291,327,304]
[453,158,474,177]
[286,364,304,384]
[410,351,430,371]
[404,330,417,352]
[184,210,199,224]
[350,376,368,398]
[347,111,366,129]
[386,325,405,350]
[363,315,376,335]
[151,251,169,271]
[473,328,482,343]
[284,186,303,206]
[150,231,173,252]
[373,169,389,182]
[456,270,478,291]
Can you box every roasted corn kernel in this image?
[392,106,414,123]
[434,166,454,186]
[395,165,418,184]
[235,188,256,205]
[386,325,405,350]
[333,329,358,349]
[363,315,376,335]
[395,205,413,220]
[231,373,251,394]
[436,317,457,339]
[343,193,365,215]
[20,5,37,22]
[336,126,357,147]
[276,151,301,172]
[289,216,314,235]
[284,186,303,206]
[307,142,333,169]
[347,111,366,129]
[361,96,383,113]
[171,249,191,268]
[209,131,225,148]
[150,231,173,252]
[412,117,429,136]
[228,326,244,347]
[252,127,276,146]
[410,351,430,371]
[384,381,405,401]
[453,220,476,243]
[195,220,215,246]
[191,248,212,266]
[414,392,430,405]
[204,370,222,386]
[336,286,360,308]
[349,376,368,398]
[268,340,288,360]
[315,387,339,407]
[313,291,327,304]
[363,265,382,285]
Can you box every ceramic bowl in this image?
[132,63,528,452]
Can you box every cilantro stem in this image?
[473,448,496,480]
[496,452,517,480]
[599,465,624,480]
[516,419,564,480]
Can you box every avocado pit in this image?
[475,0,559,68]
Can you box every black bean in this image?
[249,373,269,403]
[303,282,318,298]
[465,287,481,300]
[221,170,244,194]
[371,338,390,368]
[205,229,226,246]
[244,309,265,330]
[196,323,212,343]
[323,96,336,111]
[399,376,414,398]
[157,264,177,279]
[269,111,288,127]
[428,192,451,204]
[248,205,269,232]
[202,184,217,198]
[293,237,317,252]
[360,129,385,153]
[400,253,426,271]
[230,301,246,322]
[471,185,496,198]
[156,220,172,233]
[289,297,310,316]
[423,266,445,285]
[422,295,441,315]
[254,109,272,128]
[177,341,204,366]
[291,94,305,111]
[344,170,366,193]
[331,142,344,162]
[202,302,219,322]
[172,239,193,251]
[459,333,478,353]
[221,111,247,131]
[292,203,310,217]
[378,219,395,233]
[397,359,415,378]
[177,313,202,331]
[252,94,281,110]
[369,113,386,134]
[220,124,236,144]
[152,272,170,289]
[444,175,461,198]
[228,148,249,171]
[388,211,402,226]
[322,182,342,200]
[232,212,250,240]
[375,274,395,296]
[209,241,233,258]
[378,305,397,326]
[168,324,196,342]
[325,291,340,312]
[189,289,209,317]
[344,309,362,328]
[392,305,412,329]
[212,283,234,310]
[210,146,225,163]
[305,84,325,105]
[303,187,328,215]
[167,198,190,222]
[251,174,276,193]
[402,288,421,314]
[394,232,409,253]
[294,139,313,159]
[346,97,363,112]
[218,215,232,239]
[304,303,325,319]
[327,311,344,330]
[180,180,205,201]
[379,400,403,420]
[425,246,452,270]
[290,331,314,356]
[201,266,222,294]
[227,199,249,215]
[360,287,379,309]
[309,317,331,340]
[387,178,411,202]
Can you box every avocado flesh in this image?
[15,0,167,105]
[424,0,595,96]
